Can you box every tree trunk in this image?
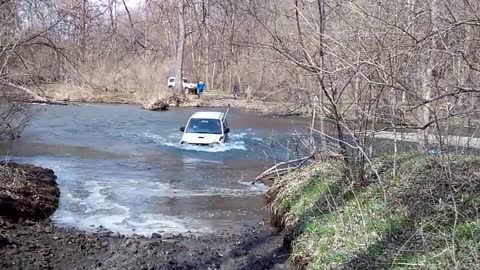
[204,0,209,85]
[79,0,87,73]
[174,0,186,95]
[417,0,440,151]
[211,53,217,90]
[317,0,326,151]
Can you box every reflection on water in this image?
[0,104,308,235]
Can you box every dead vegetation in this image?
[0,163,60,221]
[0,89,33,140]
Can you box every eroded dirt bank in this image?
[0,163,59,222]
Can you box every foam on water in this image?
[143,131,249,152]
[121,181,267,199]
[54,211,210,236]
[81,182,112,212]
[52,179,215,235]
[129,214,211,234]
[47,159,268,235]
[182,157,224,165]
[238,181,269,193]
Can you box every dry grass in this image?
[38,83,292,114]
[39,83,176,105]
[40,84,98,101]
[0,165,29,201]
[135,87,172,105]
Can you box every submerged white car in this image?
[179,109,230,146]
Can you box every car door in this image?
[223,120,229,140]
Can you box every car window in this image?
[186,119,222,134]
[169,78,174,82]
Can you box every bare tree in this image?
[174,0,187,94]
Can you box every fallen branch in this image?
[0,80,66,105]
[254,155,314,184]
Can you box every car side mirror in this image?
[224,128,230,134]
[180,127,185,132]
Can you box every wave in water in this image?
[52,181,211,236]
[143,131,249,152]
[54,211,209,236]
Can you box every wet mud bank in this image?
[0,164,290,269]
[0,221,289,270]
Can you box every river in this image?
[0,104,309,235]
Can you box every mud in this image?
[0,220,289,270]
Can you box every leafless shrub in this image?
[0,93,32,141]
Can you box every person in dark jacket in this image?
[233,82,239,99]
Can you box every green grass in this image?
[270,154,480,269]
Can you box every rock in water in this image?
[0,163,60,222]
[0,234,11,247]
[143,100,169,111]
[166,95,187,107]
[151,233,162,239]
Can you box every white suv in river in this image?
[179,108,230,146]
[167,77,197,93]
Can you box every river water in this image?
[0,104,309,235]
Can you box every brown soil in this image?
[0,220,289,270]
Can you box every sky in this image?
[124,0,142,9]
[122,0,149,10]
[90,0,142,10]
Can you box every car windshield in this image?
[186,119,222,134]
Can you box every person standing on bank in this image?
[197,80,205,98]
[233,81,240,100]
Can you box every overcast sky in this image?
[123,0,143,9]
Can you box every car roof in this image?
[191,111,224,120]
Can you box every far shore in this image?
[36,85,298,117]
[373,130,480,149]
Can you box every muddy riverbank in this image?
[0,220,289,270]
